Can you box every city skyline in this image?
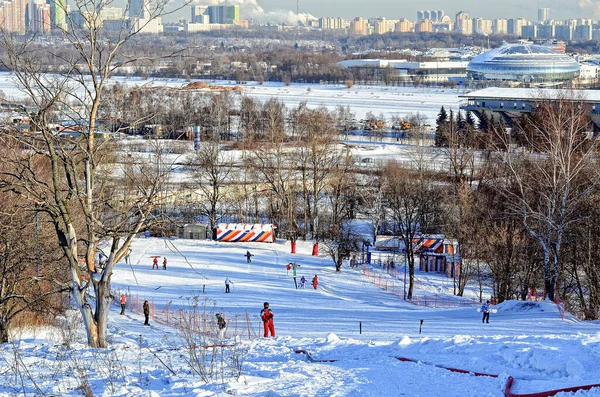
[242,0,599,21]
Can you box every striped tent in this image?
[215,224,275,243]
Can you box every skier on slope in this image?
[260,302,275,337]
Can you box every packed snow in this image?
[1,238,599,396]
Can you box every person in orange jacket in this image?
[260,302,275,337]
[312,275,318,290]
[120,294,126,315]
[152,257,158,269]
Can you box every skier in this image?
[120,294,126,315]
[216,313,226,338]
[312,275,319,290]
[260,302,275,337]
[125,249,131,265]
[152,257,158,270]
[245,251,253,263]
[225,277,231,293]
[300,276,307,289]
[481,300,491,324]
[143,300,150,326]
[162,257,167,270]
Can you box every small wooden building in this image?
[182,224,211,240]
[414,234,460,278]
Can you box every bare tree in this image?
[188,140,234,230]
[493,93,599,301]
[0,0,188,347]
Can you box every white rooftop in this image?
[460,87,600,102]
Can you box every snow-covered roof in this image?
[460,87,600,102]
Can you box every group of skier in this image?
[151,256,167,270]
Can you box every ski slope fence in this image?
[361,266,479,309]
[113,293,265,340]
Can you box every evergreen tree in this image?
[457,110,465,130]
[478,110,490,132]
[465,110,475,129]
[435,106,449,146]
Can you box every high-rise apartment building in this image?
[207,5,239,24]
[455,11,472,35]
[537,24,555,39]
[417,10,443,22]
[493,18,508,34]
[319,17,344,30]
[349,17,368,35]
[395,18,413,32]
[508,17,527,35]
[522,25,537,38]
[555,24,573,40]
[48,0,65,30]
[416,19,432,33]
[538,8,549,23]
[0,0,27,32]
[26,0,50,32]
[474,18,492,35]
[191,5,207,23]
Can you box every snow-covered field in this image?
[0,72,463,122]
[2,238,599,396]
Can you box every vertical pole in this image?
[359,321,362,334]
[404,252,407,300]
[35,210,40,276]
[419,319,423,334]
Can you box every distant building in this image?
[26,0,50,33]
[508,17,527,35]
[416,19,433,33]
[338,59,469,83]
[474,18,492,35]
[0,0,27,33]
[466,43,579,83]
[319,17,345,30]
[395,18,413,33]
[48,0,65,30]
[207,5,239,24]
[538,8,549,23]
[493,18,508,35]
[349,17,368,35]
[455,11,472,35]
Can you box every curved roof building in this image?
[467,43,579,83]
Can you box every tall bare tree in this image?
[493,94,599,301]
[188,140,234,230]
[0,0,186,347]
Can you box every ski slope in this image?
[1,237,599,396]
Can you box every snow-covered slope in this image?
[1,238,599,396]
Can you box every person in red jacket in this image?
[260,302,275,337]
[152,257,158,269]
[312,275,318,290]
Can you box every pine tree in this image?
[435,106,449,146]
[465,110,475,129]
[457,110,465,130]
[478,110,490,132]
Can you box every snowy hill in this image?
[1,237,599,396]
